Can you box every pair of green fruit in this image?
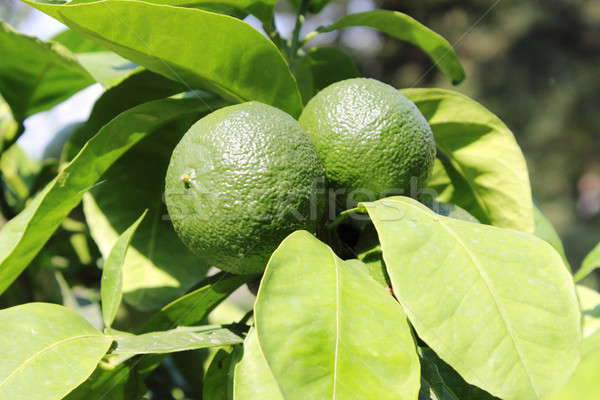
[165,78,436,274]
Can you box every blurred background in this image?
[1,0,599,274]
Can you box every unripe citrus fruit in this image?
[299,78,436,206]
[165,102,325,275]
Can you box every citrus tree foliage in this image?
[0,1,596,399]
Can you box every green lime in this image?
[165,102,325,274]
[299,78,436,206]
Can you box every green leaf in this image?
[84,114,214,311]
[360,196,581,400]
[64,361,146,400]
[574,241,600,282]
[0,303,112,400]
[1,144,41,212]
[544,348,600,400]
[101,210,147,329]
[404,88,534,233]
[302,46,359,92]
[233,328,283,400]
[534,204,569,268]
[0,95,19,152]
[290,0,331,14]
[74,51,139,88]
[204,348,235,400]
[142,272,251,333]
[62,69,186,162]
[0,97,214,294]
[255,231,420,400]
[24,0,303,117]
[420,347,498,400]
[576,285,600,338]
[315,11,465,84]
[51,28,107,53]
[291,57,314,105]
[111,326,243,355]
[0,21,93,121]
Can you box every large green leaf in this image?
[83,112,220,311]
[101,211,146,328]
[404,88,534,233]
[51,28,107,53]
[360,196,581,400]
[574,241,600,282]
[24,0,303,117]
[233,328,283,400]
[0,303,112,400]
[0,97,213,294]
[301,46,359,92]
[255,231,420,400]
[315,11,465,84]
[0,21,93,121]
[111,326,243,355]
[534,204,569,268]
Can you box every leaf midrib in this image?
[401,199,539,397]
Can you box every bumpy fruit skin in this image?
[165,102,325,274]
[299,78,436,206]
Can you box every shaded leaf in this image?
[255,231,420,400]
[420,347,498,400]
[360,196,581,400]
[574,241,600,282]
[62,69,186,162]
[576,284,600,338]
[204,348,235,400]
[405,88,534,233]
[0,144,41,212]
[0,303,112,400]
[534,204,569,268]
[111,326,243,355]
[316,11,465,84]
[24,0,302,116]
[101,211,147,328]
[302,46,359,92]
[142,272,251,333]
[0,21,93,121]
[233,328,283,400]
[0,97,214,294]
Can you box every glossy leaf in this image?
[360,196,581,400]
[255,231,420,400]
[0,21,93,121]
[577,285,600,338]
[24,0,303,117]
[316,11,465,84]
[101,211,147,328]
[404,88,534,233]
[51,28,106,53]
[574,241,600,282]
[142,272,251,333]
[233,328,283,400]
[75,52,139,89]
[534,204,569,268]
[0,303,112,400]
[0,97,213,294]
[111,326,243,355]
[302,46,359,92]
[204,348,235,400]
[83,115,217,311]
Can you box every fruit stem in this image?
[289,0,309,60]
